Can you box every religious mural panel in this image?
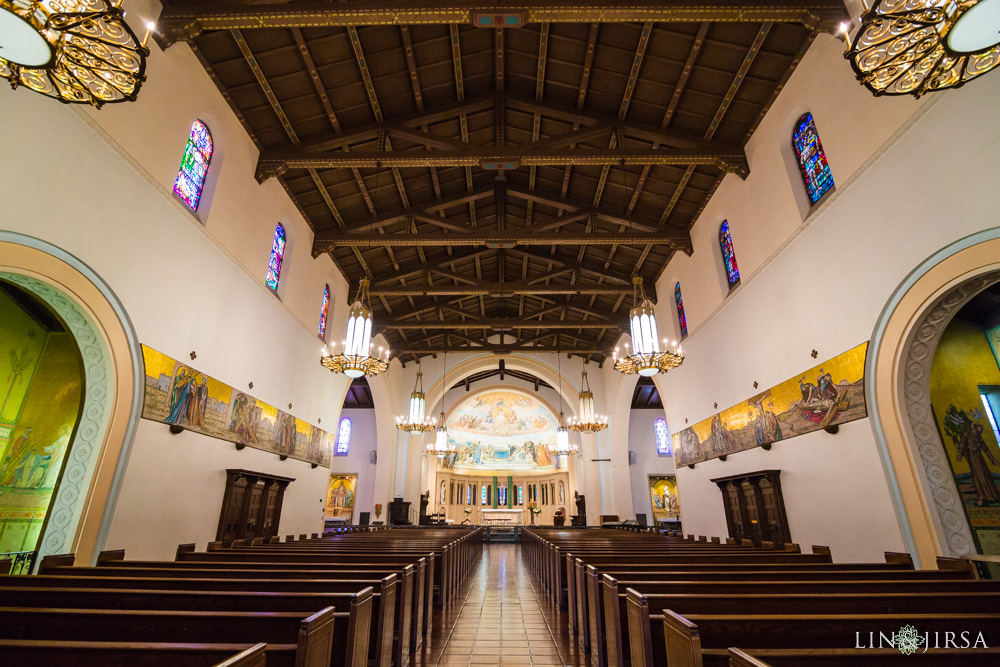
[140,345,332,467]
[325,474,357,521]
[673,343,868,467]
[438,389,559,475]
[648,475,680,523]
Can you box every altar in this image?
[481,508,523,525]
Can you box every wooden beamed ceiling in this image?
[161,0,842,363]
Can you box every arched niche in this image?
[0,232,142,566]
[868,228,1000,568]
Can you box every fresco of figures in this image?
[439,389,560,474]
[325,474,357,521]
[649,475,680,522]
[141,345,332,467]
[673,343,868,467]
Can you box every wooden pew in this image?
[0,607,337,667]
[727,646,1000,666]
[0,641,269,667]
[646,607,1000,667]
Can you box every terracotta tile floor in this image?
[414,544,587,666]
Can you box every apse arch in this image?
[0,231,143,567]
[868,228,1000,568]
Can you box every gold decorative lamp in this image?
[568,369,608,433]
[321,278,389,379]
[427,352,456,456]
[396,365,435,433]
[0,1,152,107]
[845,0,1000,97]
[551,353,579,455]
[614,277,684,377]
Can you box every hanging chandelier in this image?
[844,0,1000,97]
[396,364,435,433]
[568,368,608,433]
[551,353,579,456]
[613,277,684,377]
[428,352,456,456]
[321,278,389,379]
[0,1,152,107]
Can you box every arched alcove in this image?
[0,232,143,567]
[868,228,1000,568]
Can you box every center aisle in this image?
[416,543,586,666]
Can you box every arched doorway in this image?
[868,229,1000,568]
[0,232,142,568]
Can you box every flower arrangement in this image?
[374,503,383,519]
[527,501,541,515]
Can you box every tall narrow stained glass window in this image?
[318,284,331,340]
[336,417,351,456]
[674,283,688,339]
[654,417,671,456]
[518,485,523,505]
[173,120,213,211]
[265,224,286,291]
[792,113,834,205]
[467,484,472,505]
[719,221,740,289]
[481,485,487,505]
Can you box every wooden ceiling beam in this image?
[322,230,690,249]
[376,318,625,330]
[389,344,610,354]
[369,282,636,296]
[158,1,846,46]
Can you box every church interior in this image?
[1,0,1000,664]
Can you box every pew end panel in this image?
[601,574,624,667]
[215,642,268,667]
[663,610,704,667]
[936,557,978,578]
[38,554,75,573]
[884,552,914,567]
[624,588,655,667]
[297,605,338,667]
[345,586,374,667]
[811,545,832,558]
[97,550,126,565]
[726,648,769,667]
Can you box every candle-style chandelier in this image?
[0,1,153,107]
[321,278,389,379]
[551,353,579,456]
[396,363,435,433]
[568,368,608,433]
[844,0,1000,97]
[428,352,456,456]
[614,277,684,377]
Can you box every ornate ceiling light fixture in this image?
[396,362,435,433]
[321,278,389,379]
[551,353,579,456]
[428,352,457,456]
[844,0,1000,97]
[568,367,608,433]
[0,1,152,107]
[614,276,684,377]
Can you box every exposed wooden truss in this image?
[377,317,626,330]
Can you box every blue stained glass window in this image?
[674,283,688,339]
[336,417,351,456]
[499,486,506,506]
[518,485,523,505]
[719,221,740,289]
[173,120,213,211]
[265,224,286,291]
[481,485,487,505]
[467,484,472,505]
[793,113,834,205]
[655,417,671,456]
[318,284,331,340]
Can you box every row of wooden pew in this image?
[0,526,483,666]
[522,528,1000,666]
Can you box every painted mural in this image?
[649,475,680,523]
[0,286,83,557]
[140,345,332,467]
[930,320,1000,569]
[438,389,559,475]
[673,343,868,467]
[325,474,357,521]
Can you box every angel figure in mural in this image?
[0,426,33,487]
[37,425,72,489]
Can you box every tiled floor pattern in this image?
[415,544,587,666]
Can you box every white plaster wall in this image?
[628,409,676,523]
[332,409,378,524]
[0,1,359,558]
[651,36,1000,562]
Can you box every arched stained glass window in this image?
[792,113,834,205]
[265,223,286,291]
[336,417,351,456]
[318,284,331,340]
[518,484,523,505]
[719,221,740,289]
[173,120,214,211]
[655,417,671,456]
[481,484,487,505]
[674,283,688,339]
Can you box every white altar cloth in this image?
[481,508,523,524]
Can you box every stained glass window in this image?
[499,486,507,506]
[518,485,523,505]
[265,224,286,291]
[318,284,331,340]
[655,417,671,456]
[467,484,472,505]
[792,113,834,205]
[173,120,213,211]
[674,283,688,339]
[719,221,740,289]
[481,484,487,505]
[336,417,351,456]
